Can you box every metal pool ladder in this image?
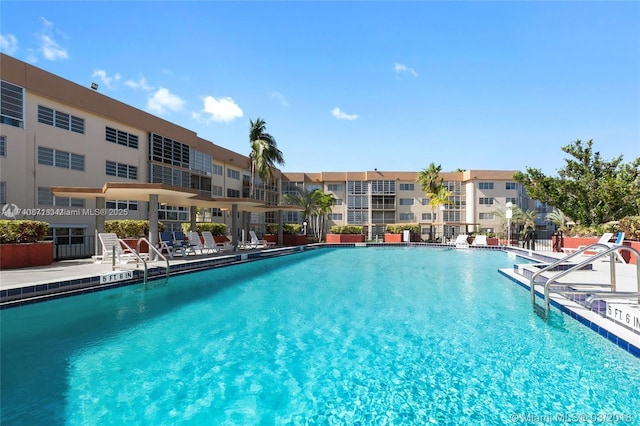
[530,243,640,319]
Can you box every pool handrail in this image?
[137,237,170,279]
[530,243,640,317]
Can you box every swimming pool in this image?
[1,247,638,424]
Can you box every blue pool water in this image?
[1,248,639,425]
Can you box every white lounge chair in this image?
[201,231,222,254]
[186,231,211,255]
[471,235,488,246]
[561,232,614,255]
[250,230,275,248]
[452,234,470,248]
[96,232,144,264]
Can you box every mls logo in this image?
[2,203,20,218]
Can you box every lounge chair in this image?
[159,231,179,258]
[173,231,197,256]
[201,231,222,254]
[187,231,217,255]
[214,235,234,252]
[562,232,626,263]
[250,230,275,248]
[452,234,470,248]
[471,235,488,246]
[96,232,144,264]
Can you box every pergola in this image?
[51,182,302,255]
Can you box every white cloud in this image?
[331,107,359,121]
[147,87,185,115]
[91,69,121,88]
[394,62,418,77]
[38,17,68,61]
[270,91,289,107]
[0,34,18,55]
[125,77,153,91]
[199,96,243,123]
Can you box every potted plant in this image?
[265,223,305,246]
[384,224,420,242]
[326,225,365,243]
[0,220,53,269]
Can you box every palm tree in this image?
[283,188,335,241]
[417,163,451,241]
[545,208,572,232]
[248,118,285,199]
[315,192,336,241]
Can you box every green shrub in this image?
[0,220,49,243]
[329,225,363,235]
[266,223,301,234]
[105,220,164,238]
[181,222,227,236]
[619,216,640,241]
[385,224,420,234]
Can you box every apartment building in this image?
[1,53,545,256]
[0,53,280,257]
[281,170,533,241]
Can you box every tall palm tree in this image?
[545,208,572,232]
[284,188,335,241]
[417,163,450,241]
[248,118,285,199]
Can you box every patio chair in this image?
[201,231,222,254]
[471,235,488,246]
[158,231,182,258]
[561,232,614,255]
[173,231,197,256]
[452,234,470,248]
[214,235,234,252]
[250,230,275,248]
[97,232,144,264]
[187,231,215,255]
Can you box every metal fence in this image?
[53,235,95,260]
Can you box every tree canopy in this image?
[513,139,640,227]
[248,118,284,198]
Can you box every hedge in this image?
[266,223,301,234]
[385,224,420,234]
[181,222,227,236]
[105,220,164,238]
[329,225,363,235]
[0,220,49,244]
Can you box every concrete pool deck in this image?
[1,244,638,356]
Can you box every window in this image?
[212,185,223,197]
[150,133,189,168]
[37,187,84,207]
[158,205,189,222]
[334,199,343,205]
[227,188,240,198]
[190,149,213,175]
[150,163,190,188]
[399,198,414,205]
[479,182,494,190]
[371,180,395,194]
[347,195,368,209]
[479,197,494,205]
[0,181,5,204]
[347,211,367,224]
[212,164,223,175]
[1,81,24,128]
[421,198,430,205]
[327,184,343,192]
[422,213,435,221]
[37,147,84,171]
[106,160,138,179]
[106,126,139,149]
[399,183,414,191]
[37,105,84,134]
[106,200,138,210]
[399,213,415,221]
[479,213,494,220]
[0,135,6,156]
[506,197,517,204]
[328,213,343,220]
[227,169,240,180]
[347,180,368,195]
[505,182,517,190]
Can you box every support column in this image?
[95,197,105,256]
[278,209,284,246]
[231,204,239,251]
[149,194,159,261]
[190,206,197,231]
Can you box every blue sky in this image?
[1,1,638,174]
